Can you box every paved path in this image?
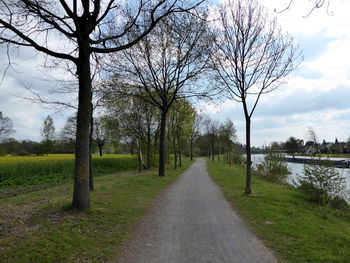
[117,158,277,263]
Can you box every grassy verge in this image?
[0,158,193,262]
[206,159,350,263]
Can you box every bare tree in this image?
[106,12,214,177]
[0,0,203,209]
[275,0,333,17]
[307,127,319,154]
[212,0,301,194]
[0,111,14,141]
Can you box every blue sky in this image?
[1,0,350,147]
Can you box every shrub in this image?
[297,159,349,207]
[17,150,31,156]
[256,151,290,184]
[0,147,6,156]
[231,151,245,165]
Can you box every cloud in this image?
[0,47,77,142]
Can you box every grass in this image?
[0,157,193,262]
[206,159,350,263]
[0,154,138,196]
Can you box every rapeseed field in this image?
[0,154,138,188]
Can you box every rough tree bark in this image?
[73,38,92,208]
[89,105,94,191]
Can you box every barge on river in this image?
[284,156,350,168]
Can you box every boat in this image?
[284,156,350,168]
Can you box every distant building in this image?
[343,142,350,154]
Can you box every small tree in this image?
[220,119,237,165]
[212,0,301,194]
[93,117,109,156]
[0,111,14,141]
[103,115,120,154]
[168,99,194,168]
[41,115,55,155]
[256,151,290,184]
[298,159,349,207]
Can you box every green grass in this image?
[206,159,350,263]
[0,154,138,193]
[0,158,193,262]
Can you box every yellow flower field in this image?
[0,154,138,189]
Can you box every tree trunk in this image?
[167,128,170,164]
[138,140,141,173]
[158,110,167,177]
[89,109,94,191]
[154,128,159,152]
[224,144,230,163]
[245,116,252,194]
[147,125,151,168]
[229,143,231,167]
[98,144,103,156]
[178,136,182,167]
[218,141,220,161]
[173,135,177,169]
[211,135,215,162]
[190,139,193,161]
[130,140,134,155]
[72,39,92,209]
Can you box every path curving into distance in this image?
[117,158,277,263]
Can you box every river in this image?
[251,154,350,190]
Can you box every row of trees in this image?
[0,0,300,208]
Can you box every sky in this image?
[1,0,350,147]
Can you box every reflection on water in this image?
[251,154,350,190]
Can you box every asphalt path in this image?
[117,158,277,263]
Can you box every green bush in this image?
[17,150,31,156]
[0,147,6,156]
[231,151,245,165]
[255,151,290,184]
[297,159,349,207]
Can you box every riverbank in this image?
[207,159,350,262]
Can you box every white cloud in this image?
[304,36,350,80]
[261,0,350,37]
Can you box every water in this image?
[251,154,350,190]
